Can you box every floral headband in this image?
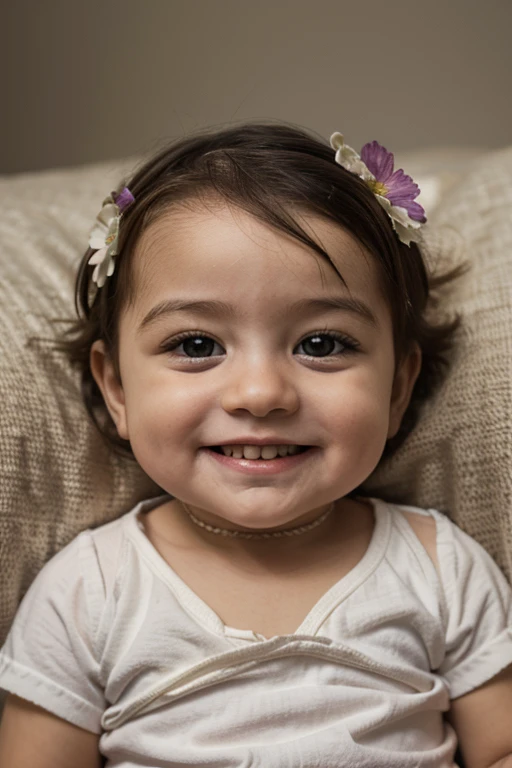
[87,135,426,286]
[330,133,426,246]
[87,186,135,287]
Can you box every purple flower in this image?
[114,186,135,213]
[361,141,426,223]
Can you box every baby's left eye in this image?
[294,333,358,357]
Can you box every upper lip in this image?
[209,438,309,446]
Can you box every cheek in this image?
[122,371,210,442]
[121,376,205,490]
[316,367,393,447]
[332,391,390,436]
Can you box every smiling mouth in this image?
[209,445,311,460]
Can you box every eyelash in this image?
[160,330,360,362]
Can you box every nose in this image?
[220,354,300,418]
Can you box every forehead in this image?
[129,202,388,321]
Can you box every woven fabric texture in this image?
[0,147,510,648]
[364,146,512,579]
[0,160,160,647]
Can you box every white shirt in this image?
[1,496,511,767]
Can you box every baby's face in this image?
[97,202,419,530]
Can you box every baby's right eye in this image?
[163,334,225,358]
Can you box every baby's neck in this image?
[138,496,375,639]
[143,496,374,571]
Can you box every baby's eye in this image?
[164,334,225,358]
[294,332,358,357]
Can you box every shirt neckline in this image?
[124,495,391,642]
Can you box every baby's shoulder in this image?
[27,501,140,616]
[85,510,132,594]
[379,498,508,592]
[395,504,440,571]
[83,494,171,594]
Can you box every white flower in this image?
[88,246,116,288]
[87,197,121,287]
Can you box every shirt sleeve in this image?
[433,510,512,699]
[0,530,107,733]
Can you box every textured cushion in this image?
[0,147,510,650]
[365,146,512,580]
[0,161,159,647]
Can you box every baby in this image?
[0,123,511,768]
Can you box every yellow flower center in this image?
[367,179,388,197]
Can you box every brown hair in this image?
[63,122,463,460]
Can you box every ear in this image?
[387,343,422,439]
[90,340,130,440]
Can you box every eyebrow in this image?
[289,297,378,327]
[137,296,378,333]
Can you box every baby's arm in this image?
[0,531,109,766]
[401,508,512,767]
[0,693,103,768]
[448,664,512,768]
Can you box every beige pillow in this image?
[0,161,159,647]
[0,146,510,651]
[365,145,512,580]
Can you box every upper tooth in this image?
[220,444,300,459]
[243,445,261,460]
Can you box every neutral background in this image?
[2,0,511,174]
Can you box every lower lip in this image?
[203,447,317,475]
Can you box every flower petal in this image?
[386,168,420,199]
[89,232,107,250]
[375,196,422,245]
[89,220,109,238]
[96,257,113,287]
[375,195,407,225]
[392,220,422,246]
[361,141,394,183]
[383,169,427,221]
[330,132,374,181]
[115,187,135,212]
[106,217,120,243]
[404,201,427,223]
[88,247,116,287]
[390,205,421,230]
[88,247,108,266]
[329,132,345,151]
[106,257,116,278]
[106,234,120,258]
[89,215,120,251]
[96,203,119,228]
